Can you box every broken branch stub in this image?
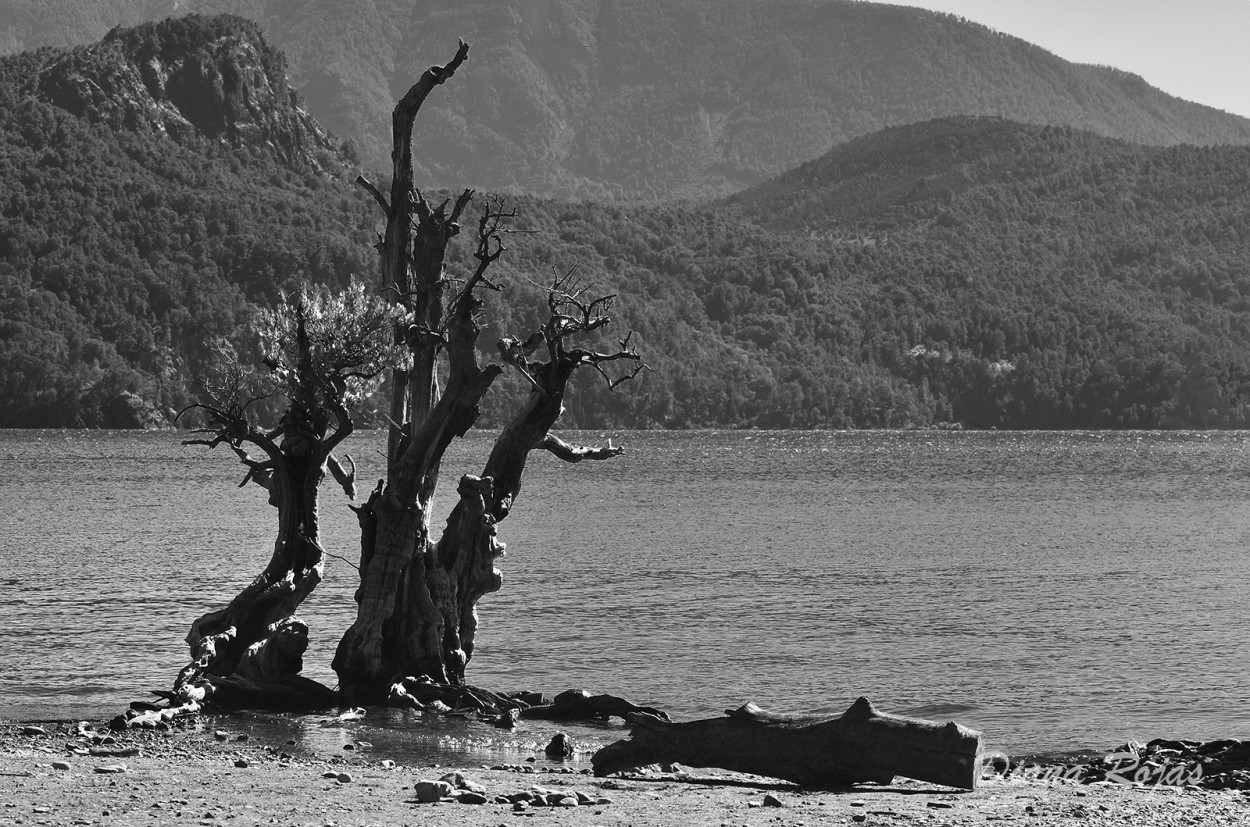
[591,697,983,790]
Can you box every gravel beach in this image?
[2,722,1248,826]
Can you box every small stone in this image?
[454,792,489,805]
[851,815,867,823]
[20,726,47,736]
[512,800,530,812]
[415,779,454,803]
[94,764,127,774]
[235,734,248,742]
[439,772,486,794]
[927,801,955,809]
[762,794,784,808]
[336,772,353,783]
[440,771,469,788]
[213,731,229,741]
[380,760,396,769]
[52,761,71,771]
[234,759,249,769]
[343,744,355,751]
[322,771,339,779]
[557,796,579,807]
[850,800,867,807]
[544,732,574,759]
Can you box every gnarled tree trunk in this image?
[333,41,643,705]
[174,309,362,711]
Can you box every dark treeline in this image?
[4,18,1250,429]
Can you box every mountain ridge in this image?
[4,15,340,167]
[4,18,1250,429]
[4,0,1250,201]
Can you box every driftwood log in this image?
[592,697,983,790]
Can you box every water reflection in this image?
[217,708,622,770]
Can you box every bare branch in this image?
[537,433,625,462]
[327,453,358,500]
[356,175,391,217]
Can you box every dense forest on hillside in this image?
[4,17,1250,429]
[4,0,1250,201]
[493,119,1250,429]
[0,18,374,427]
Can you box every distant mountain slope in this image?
[5,19,1250,429]
[507,116,1250,429]
[4,0,1250,200]
[0,16,372,427]
[2,15,339,165]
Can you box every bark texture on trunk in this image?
[175,425,347,710]
[591,697,984,790]
[334,40,644,706]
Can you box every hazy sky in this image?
[866,0,1250,119]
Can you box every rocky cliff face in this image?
[33,15,336,165]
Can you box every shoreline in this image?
[3,721,1249,826]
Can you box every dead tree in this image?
[331,41,644,705]
[592,698,984,790]
[172,284,397,710]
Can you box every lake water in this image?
[1,429,1247,763]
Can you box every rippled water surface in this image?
[1,429,1247,759]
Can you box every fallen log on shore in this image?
[592,697,983,790]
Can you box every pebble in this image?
[454,792,488,805]
[544,733,574,758]
[94,764,127,774]
[52,761,71,771]
[20,726,47,737]
[440,772,487,795]
[415,779,454,803]
[336,772,353,783]
[762,794,784,807]
[234,759,249,769]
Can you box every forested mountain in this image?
[5,17,1250,429]
[0,17,373,427]
[4,0,1250,201]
